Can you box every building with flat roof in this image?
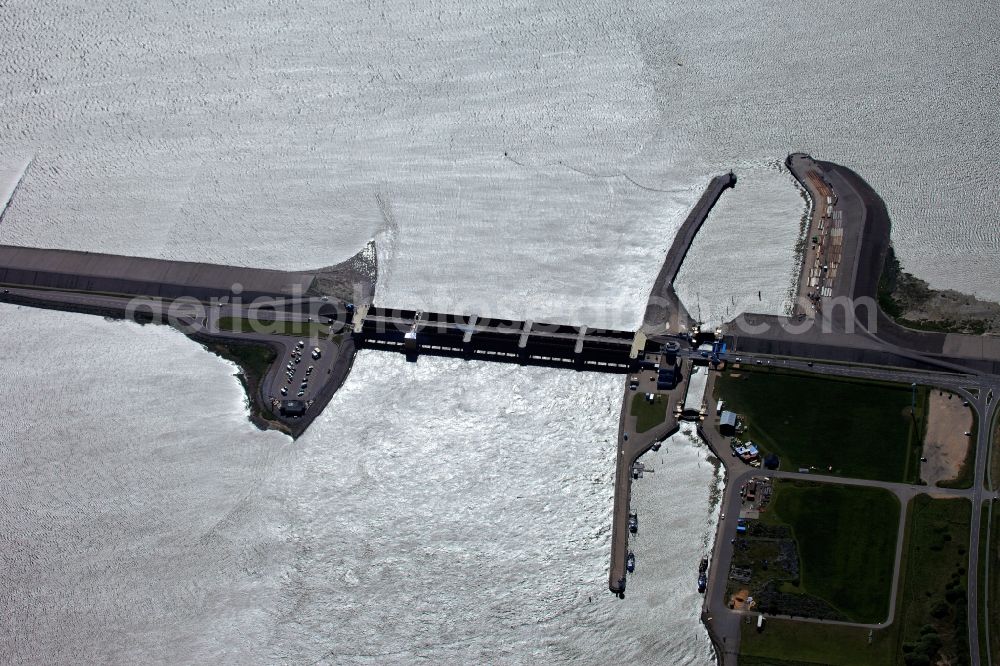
[657,364,679,390]
[280,400,307,417]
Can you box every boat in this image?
[628,512,638,534]
[697,572,707,593]
[626,552,636,573]
[699,557,708,574]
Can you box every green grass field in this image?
[716,369,926,482]
[742,494,974,665]
[630,393,668,433]
[896,495,971,666]
[762,480,899,623]
[217,315,339,339]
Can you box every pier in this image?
[642,171,736,333]
[607,358,690,595]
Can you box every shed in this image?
[719,410,738,436]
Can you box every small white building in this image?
[682,366,709,420]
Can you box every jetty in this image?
[642,172,736,333]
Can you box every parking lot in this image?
[267,337,340,404]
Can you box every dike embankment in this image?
[765,155,1000,375]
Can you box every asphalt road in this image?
[967,391,997,665]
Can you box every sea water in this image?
[1,1,997,663]
[0,310,719,663]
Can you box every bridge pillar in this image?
[352,304,370,334]
[574,325,588,355]
[518,320,533,349]
[462,315,478,344]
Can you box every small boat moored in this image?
[626,552,636,573]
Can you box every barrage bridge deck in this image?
[356,307,640,371]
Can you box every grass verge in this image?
[896,495,971,666]
[741,494,974,665]
[991,412,1000,492]
[217,315,342,340]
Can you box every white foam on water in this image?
[0,156,33,221]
